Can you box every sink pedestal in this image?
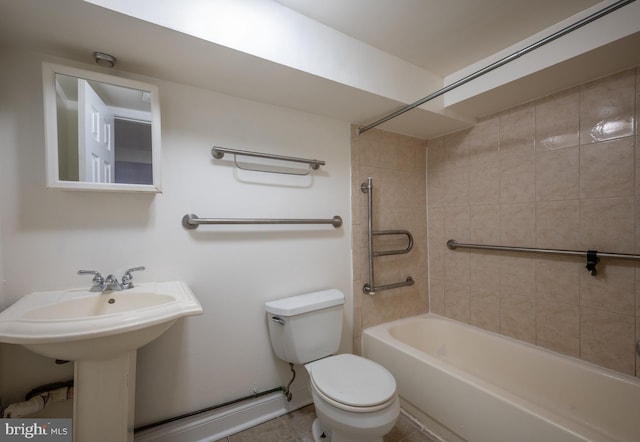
[73,351,137,442]
[0,281,203,442]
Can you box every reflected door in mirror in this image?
[79,79,115,183]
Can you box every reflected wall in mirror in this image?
[43,62,162,192]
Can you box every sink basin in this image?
[23,292,175,320]
[0,281,202,360]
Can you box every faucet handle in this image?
[78,270,104,291]
[78,270,104,282]
[121,266,145,287]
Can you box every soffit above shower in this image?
[0,0,638,139]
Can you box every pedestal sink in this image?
[0,281,203,442]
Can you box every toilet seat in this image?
[308,354,397,413]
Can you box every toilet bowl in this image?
[306,354,400,442]
[264,290,400,442]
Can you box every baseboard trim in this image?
[135,388,312,442]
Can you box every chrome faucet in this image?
[103,274,125,291]
[78,266,145,292]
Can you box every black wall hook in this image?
[586,250,600,276]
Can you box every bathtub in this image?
[362,314,640,442]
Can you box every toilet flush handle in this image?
[271,316,286,326]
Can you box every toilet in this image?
[265,289,400,442]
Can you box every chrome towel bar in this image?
[361,178,415,295]
[211,146,325,175]
[182,213,342,229]
[372,230,414,257]
[447,239,640,276]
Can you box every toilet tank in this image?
[265,289,344,365]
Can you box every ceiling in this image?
[274,0,602,77]
[1,0,639,139]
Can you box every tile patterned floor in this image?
[215,404,439,442]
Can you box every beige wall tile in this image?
[500,155,535,203]
[636,315,640,378]
[537,301,579,357]
[636,137,640,197]
[535,147,579,201]
[444,165,469,206]
[365,129,400,167]
[469,162,499,205]
[445,279,470,322]
[637,68,640,133]
[580,261,635,316]
[500,293,536,344]
[536,200,579,250]
[469,251,501,293]
[445,249,469,284]
[500,203,536,247]
[579,69,635,144]
[427,137,445,169]
[500,103,535,159]
[470,288,500,333]
[429,277,445,315]
[398,136,426,170]
[637,265,640,319]
[445,205,470,242]
[427,164,446,207]
[427,207,445,280]
[580,307,635,375]
[470,204,500,245]
[580,137,635,199]
[444,130,469,169]
[352,280,363,336]
[535,256,581,306]
[361,288,418,328]
[500,253,536,297]
[579,197,635,253]
[469,116,499,167]
[637,194,640,254]
[536,88,579,151]
[352,223,362,282]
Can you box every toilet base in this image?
[312,418,329,441]
[311,417,384,442]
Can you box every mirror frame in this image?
[43,62,162,193]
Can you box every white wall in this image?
[0,49,352,426]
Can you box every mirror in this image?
[43,62,162,192]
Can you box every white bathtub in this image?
[362,314,640,442]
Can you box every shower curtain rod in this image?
[357,0,635,134]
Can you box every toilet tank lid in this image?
[265,289,344,316]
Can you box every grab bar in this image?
[447,239,640,276]
[361,178,415,295]
[182,213,343,229]
[372,230,414,257]
[211,146,325,175]
[367,277,415,293]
